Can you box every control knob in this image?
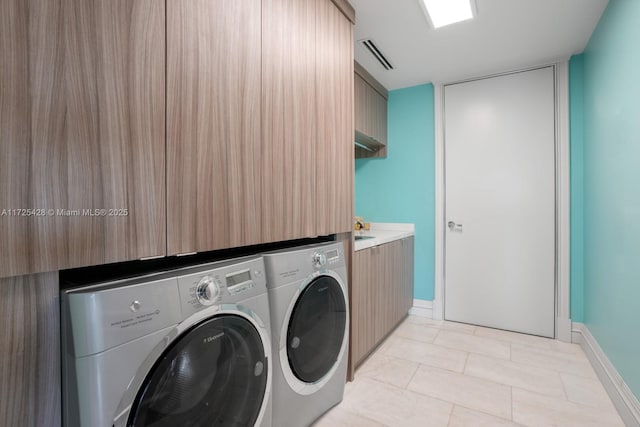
[196,276,220,306]
[312,252,326,268]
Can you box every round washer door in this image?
[127,314,268,427]
[286,274,347,383]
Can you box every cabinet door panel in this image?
[382,243,392,333]
[390,239,403,327]
[67,0,167,265]
[367,84,378,140]
[400,240,408,323]
[375,89,388,145]
[262,0,316,242]
[352,238,415,372]
[390,240,400,326]
[0,0,58,277]
[0,273,60,426]
[352,248,375,366]
[405,237,415,314]
[354,73,369,136]
[373,245,382,343]
[0,0,166,278]
[167,0,262,254]
[316,0,354,236]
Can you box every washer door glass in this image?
[128,314,267,427]
[287,275,347,383]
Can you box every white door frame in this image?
[432,61,572,342]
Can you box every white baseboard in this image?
[432,297,443,320]
[409,299,433,318]
[556,317,572,342]
[572,322,640,427]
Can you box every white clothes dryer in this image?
[61,256,272,427]
[262,242,349,427]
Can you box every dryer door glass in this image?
[128,314,268,427]
[287,275,347,383]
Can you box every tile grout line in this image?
[445,404,454,427]
[393,333,440,346]
[404,360,421,390]
[433,327,443,342]
[558,371,569,400]
[510,343,601,380]
[359,363,462,425]
[448,402,518,424]
[428,340,511,361]
[509,385,626,425]
[338,406,390,427]
[403,363,484,409]
[461,351,470,374]
[558,372,621,413]
[365,371,414,393]
[404,363,516,420]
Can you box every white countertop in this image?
[354,222,415,251]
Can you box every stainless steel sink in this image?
[354,235,376,241]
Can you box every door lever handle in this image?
[447,221,463,231]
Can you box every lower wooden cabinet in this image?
[352,245,376,367]
[351,237,414,368]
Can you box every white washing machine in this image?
[61,256,272,427]
[262,242,349,427]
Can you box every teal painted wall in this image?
[569,54,585,323]
[582,0,640,399]
[355,84,435,301]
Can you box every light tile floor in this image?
[314,316,625,427]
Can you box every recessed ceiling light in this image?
[419,0,476,29]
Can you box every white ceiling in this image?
[351,0,608,90]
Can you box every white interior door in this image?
[444,67,555,338]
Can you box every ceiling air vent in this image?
[359,39,394,71]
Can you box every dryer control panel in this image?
[263,242,346,287]
[313,246,343,269]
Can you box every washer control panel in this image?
[177,257,266,317]
[325,247,342,266]
[225,268,257,295]
[195,276,220,306]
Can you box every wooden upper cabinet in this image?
[316,0,354,236]
[354,73,372,137]
[354,61,388,158]
[167,0,262,255]
[1,0,354,275]
[0,0,166,278]
[262,0,354,243]
[262,0,317,243]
